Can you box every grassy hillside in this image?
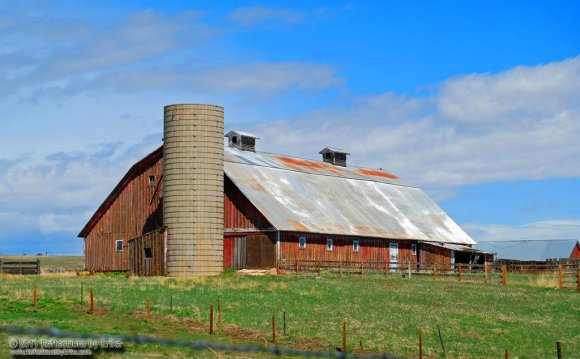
[0,272,578,358]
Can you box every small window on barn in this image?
[411,244,417,256]
[298,237,306,250]
[115,240,123,252]
[353,240,360,252]
[144,248,152,259]
[326,238,333,251]
[148,175,156,186]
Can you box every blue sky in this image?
[0,1,579,254]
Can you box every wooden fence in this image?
[278,259,580,290]
[0,258,41,275]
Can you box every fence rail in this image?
[279,259,580,290]
[0,258,41,275]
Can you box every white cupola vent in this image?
[225,131,259,152]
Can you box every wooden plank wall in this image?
[418,243,452,265]
[223,234,276,269]
[224,176,273,230]
[280,232,418,264]
[84,157,163,272]
[129,230,166,276]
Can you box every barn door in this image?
[389,242,399,271]
[233,236,246,269]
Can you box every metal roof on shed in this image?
[224,147,475,245]
[475,239,579,261]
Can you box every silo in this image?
[163,104,224,276]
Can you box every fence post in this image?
[384,260,388,275]
[296,259,299,274]
[360,260,364,276]
[88,288,94,314]
[558,265,563,289]
[458,264,462,283]
[36,259,41,274]
[283,311,287,335]
[484,262,488,284]
[408,262,412,279]
[502,265,507,286]
[418,331,423,359]
[317,260,321,276]
[577,268,580,292]
[342,320,347,353]
[432,266,436,281]
[209,304,214,334]
[146,297,151,323]
[272,315,276,343]
[339,260,343,278]
[217,295,222,325]
[556,341,562,359]
[0,258,3,274]
[33,285,38,310]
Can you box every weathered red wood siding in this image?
[280,231,418,264]
[224,176,272,230]
[223,176,274,269]
[418,243,452,265]
[84,155,163,272]
[129,229,166,276]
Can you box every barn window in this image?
[411,244,417,256]
[298,237,306,250]
[144,248,152,259]
[353,240,360,252]
[326,238,333,251]
[115,240,123,252]
[148,175,156,186]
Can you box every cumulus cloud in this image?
[0,136,162,236]
[464,220,580,242]
[240,57,580,199]
[437,56,580,123]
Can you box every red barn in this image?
[79,104,482,276]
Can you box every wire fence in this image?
[0,326,404,359]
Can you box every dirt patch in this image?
[237,269,277,276]
[221,324,265,342]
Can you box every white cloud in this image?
[228,6,305,26]
[464,220,580,242]
[197,62,343,93]
[0,136,162,236]
[241,57,580,199]
[38,212,91,234]
[437,56,580,123]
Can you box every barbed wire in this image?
[0,326,405,359]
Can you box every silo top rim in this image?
[164,104,224,110]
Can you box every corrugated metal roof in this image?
[224,147,475,245]
[475,239,579,261]
[420,241,489,254]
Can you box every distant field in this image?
[0,272,578,358]
[0,255,84,271]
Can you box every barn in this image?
[79,104,481,276]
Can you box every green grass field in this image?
[0,271,578,358]
[0,255,84,271]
